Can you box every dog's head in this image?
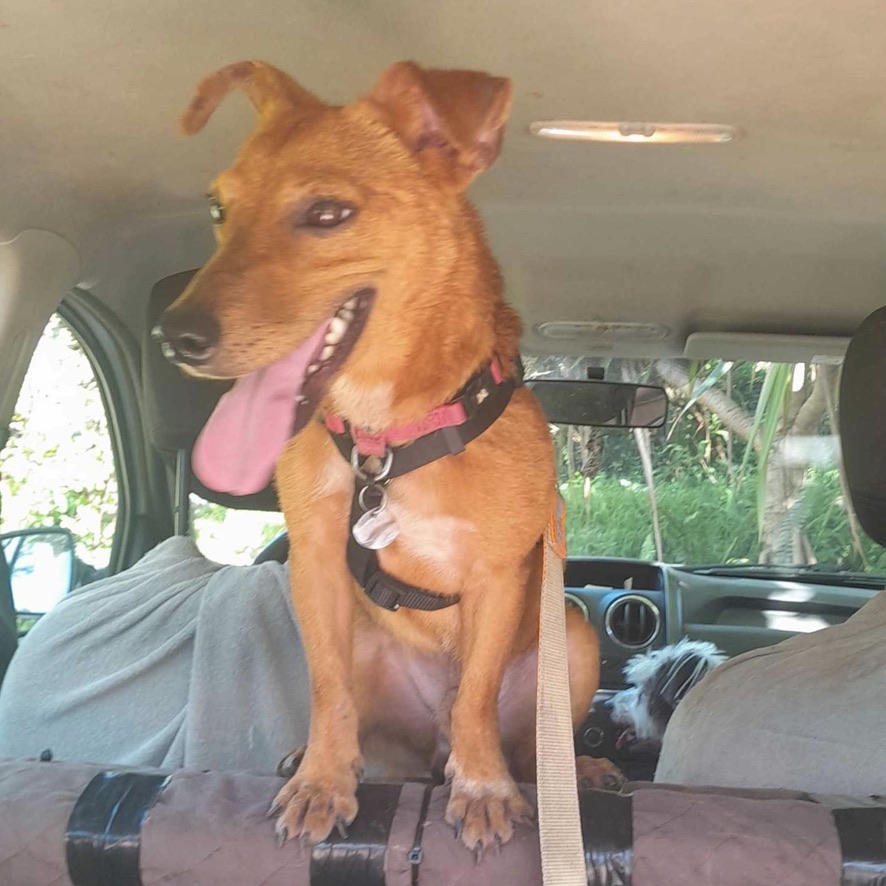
[154,60,513,494]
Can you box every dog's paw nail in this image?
[453,819,463,840]
[276,826,289,848]
[602,775,623,790]
[494,836,503,856]
[267,801,282,819]
[335,818,349,840]
[474,845,484,865]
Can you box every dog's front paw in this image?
[445,773,534,856]
[271,760,361,846]
[575,755,626,791]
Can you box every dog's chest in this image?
[380,497,477,590]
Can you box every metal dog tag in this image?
[352,507,400,550]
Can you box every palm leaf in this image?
[666,360,734,441]
[737,364,788,481]
[734,363,792,536]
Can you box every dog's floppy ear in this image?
[370,61,513,190]
[181,60,323,135]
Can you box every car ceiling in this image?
[1,0,885,358]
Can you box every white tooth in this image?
[326,316,347,344]
[344,297,357,310]
[307,363,319,374]
[339,309,355,322]
[320,345,335,361]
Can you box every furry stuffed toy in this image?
[610,638,726,742]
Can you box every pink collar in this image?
[325,360,504,458]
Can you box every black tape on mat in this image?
[310,782,403,886]
[579,789,633,886]
[833,807,886,886]
[65,770,170,886]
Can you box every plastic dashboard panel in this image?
[565,557,668,690]
[664,566,879,658]
[565,557,880,686]
[566,557,878,781]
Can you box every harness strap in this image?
[329,358,523,612]
[346,493,460,612]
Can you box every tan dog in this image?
[156,59,621,853]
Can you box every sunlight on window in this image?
[189,494,286,565]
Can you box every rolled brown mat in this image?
[0,759,884,885]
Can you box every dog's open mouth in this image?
[192,289,375,496]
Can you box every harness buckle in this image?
[441,426,466,456]
[364,574,401,611]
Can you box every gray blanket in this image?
[656,587,886,794]
[0,537,311,773]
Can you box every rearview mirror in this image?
[527,379,668,429]
[1,527,76,617]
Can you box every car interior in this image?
[1,0,886,882]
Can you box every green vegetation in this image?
[561,471,886,571]
[542,357,879,572]
[0,316,118,568]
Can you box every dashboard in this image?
[566,556,881,779]
[565,558,667,690]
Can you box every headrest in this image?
[142,270,280,512]
[839,306,886,547]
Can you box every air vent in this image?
[604,594,661,649]
[564,592,590,622]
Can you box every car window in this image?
[189,494,285,565]
[0,314,119,605]
[526,355,885,575]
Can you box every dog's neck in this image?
[328,207,521,433]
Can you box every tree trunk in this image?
[759,369,830,564]
[633,427,663,560]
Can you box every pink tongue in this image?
[192,322,330,496]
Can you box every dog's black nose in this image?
[153,309,219,366]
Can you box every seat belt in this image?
[536,493,586,886]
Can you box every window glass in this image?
[525,355,882,574]
[189,494,285,565]
[0,315,118,585]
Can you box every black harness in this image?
[326,359,523,612]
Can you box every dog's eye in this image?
[208,198,225,225]
[304,200,355,229]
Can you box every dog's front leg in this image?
[445,559,535,854]
[271,429,361,845]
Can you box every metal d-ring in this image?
[358,483,388,514]
[350,446,394,483]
